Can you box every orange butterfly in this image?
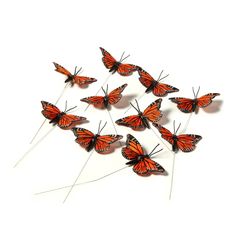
[41,101,86,129]
[53,62,97,87]
[137,68,179,96]
[72,121,123,153]
[115,99,162,129]
[100,47,138,76]
[122,134,165,176]
[169,87,220,113]
[153,122,202,153]
[80,84,128,108]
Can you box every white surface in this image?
[0,0,234,235]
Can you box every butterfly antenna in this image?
[158,73,170,82]
[150,148,163,157]
[119,51,125,62]
[75,67,82,75]
[74,66,77,75]
[97,120,102,134]
[121,54,130,62]
[123,93,146,114]
[175,122,181,135]
[135,99,141,113]
[101,86,106,95]
[99,121,107,134]
[64,100,68,112]
[149,143,160,156]
[106,84,108,95]
[66,105,77,113]
[196,86,200,98]
[130,102,139,113]
[192,87,196,98]
[14,126,56,167]
[62,149,95,203]
[157,70,164,81]
[173,120,176,134]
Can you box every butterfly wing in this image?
[108,83,128,105]
[72,128,94,150]
[53,62,72,76]
[80,96,105,107]
[143,99,163,123]
[117,64,137,76]
[153,82,179,97]
[169,97,195,113]
[133,157,165,176]
[95,135,123,153]
[176,134,202,152]
[58,114,86,129]
[122,134,144,160]
[100,47,116,70]
[41,101,61,121]
[197,93,220,108]
[115,115,144,129]
[73,76,97,86]
[138,68,155,88]
[153,123,174,146]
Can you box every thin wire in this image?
[180,113,193,134]
[84,73,112,112]
[123,92,146,114]
[150,127,173,155]
[62,149,95,203]
[29,83,69,144]
[107,109,122,147]
[169,153,176,200]
[14,126,56,168]
[34,166,129,196]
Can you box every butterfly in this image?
[122,134,165,176]
[100,47,138,76]
[137,68,179,96]
[169,87,220,113]
[41,101,86,129]
[115,99,162,129]
[53,62,97,87]
[153,121,202,153]
[80,83,128,108]
[72,121,123,153]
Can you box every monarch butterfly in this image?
[53,62,97,87]
[41,101,86,129]
[122,134,165,176]
[100,47,138,76]
[153,121,202,153]
[137,68,179,96]
[80,84,128,108]
[115,99,162,129]
[72,121,123,153]
[169,87,220,113]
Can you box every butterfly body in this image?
[139,112,150,129]
[86,134,99,152]
[64,75,74,83]
[49,112,66,125]
[145,80,158,93]
[109,62,121,74]
[172,135,179,152]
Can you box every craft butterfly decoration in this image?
[100,47,138,76]
[41,101,86,129]
[115,99,162,129]
[80,84,128,108]
[137,68,179,96]
[169,87,220,113]
[72,121,123,153]
[53,62,97,87]
[122,134,165,176]
[153,121,202,153]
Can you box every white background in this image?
[0,0,234,235]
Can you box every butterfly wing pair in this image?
[73,127,123,153]
[169,93,220,113]
[41,101,86,129]
[138,68,179,96]
[116,99,162,129]
[80,84,128,108]
[122,134,165,176]
[100,47,137,76]
[153,124,202,152]
[53,62,97,87]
